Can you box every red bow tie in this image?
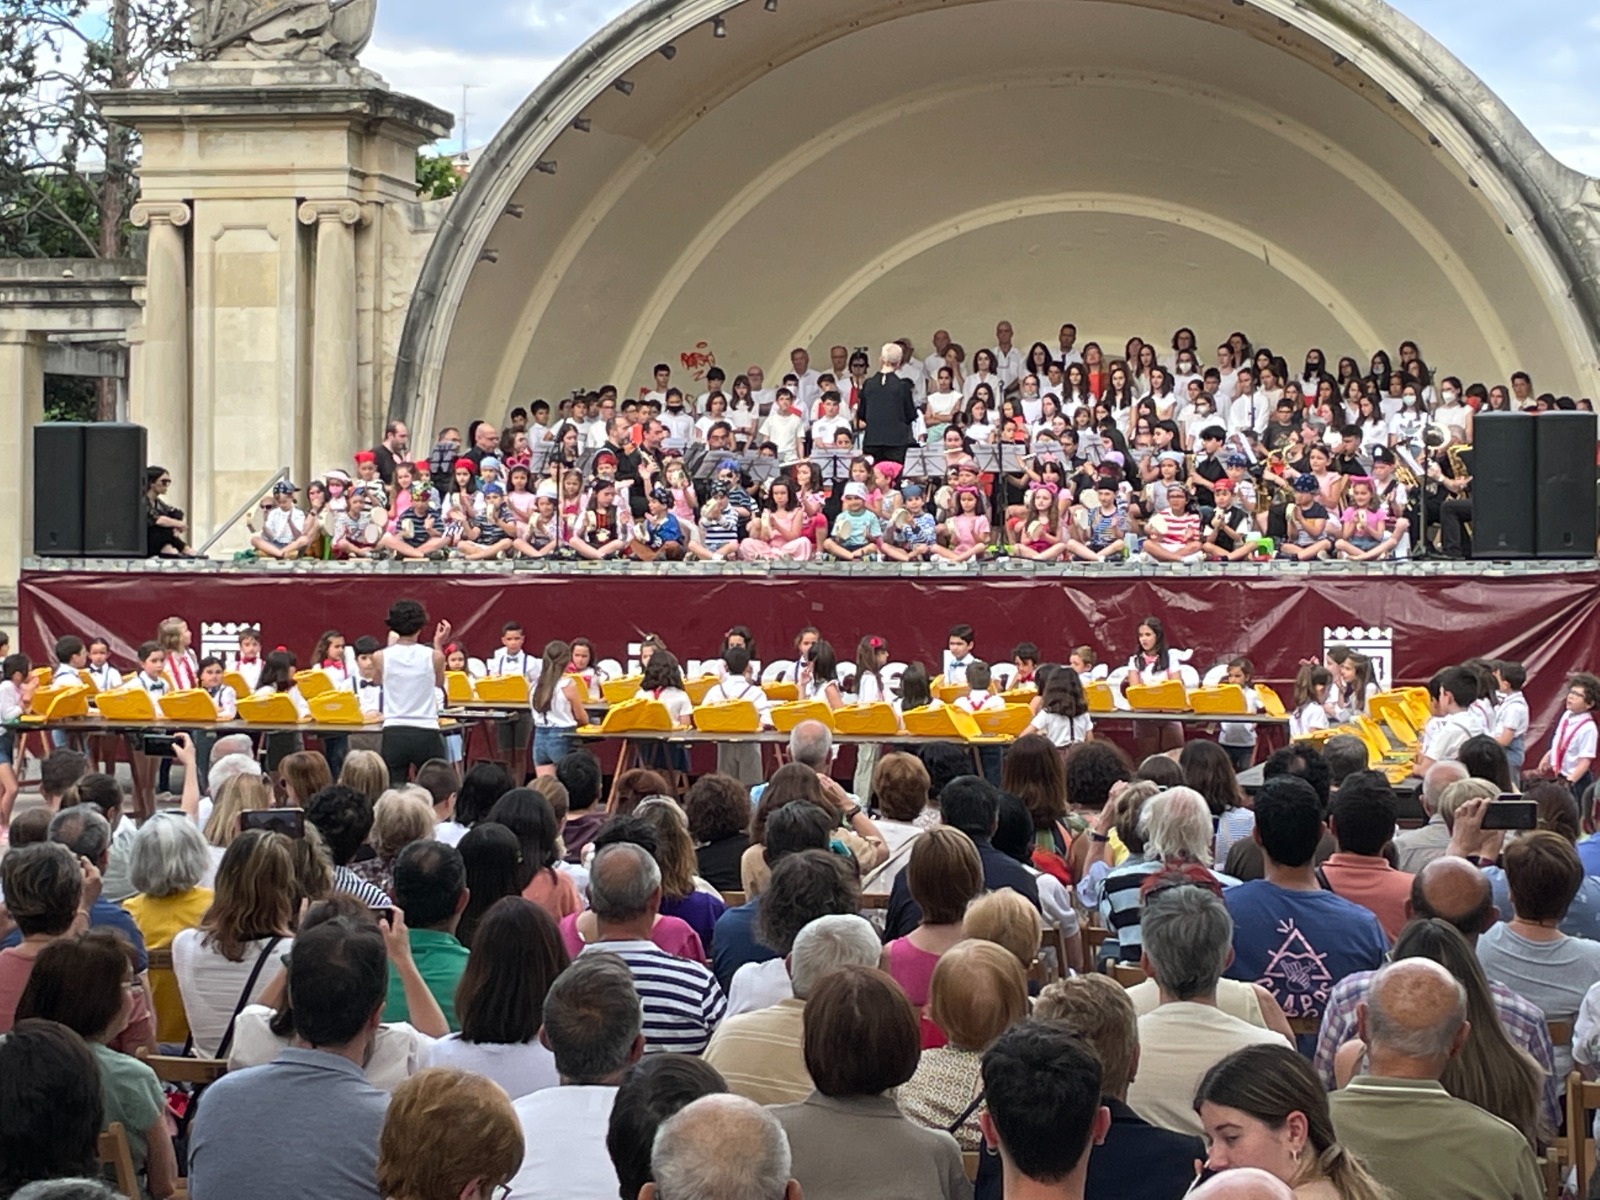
[240,655,257,664]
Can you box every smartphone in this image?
[1481,797,1539,831]
[240,808,306,839]
[141,733,180,758]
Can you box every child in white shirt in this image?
[954,662,1005,714]
[0,653,38,820]
[1289,663,1332,740]
[85,637,122,692]
[1492,660,1530,777]
[1538,673,1600,790]
[701,645,768,786]
[1028,666,1094,748]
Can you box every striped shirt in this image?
[334,865,392,909]
[578,940,726,1055]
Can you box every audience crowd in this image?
[157,325,1597,566]
[5,596,1600,1200]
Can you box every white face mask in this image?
[1442,390,1458,403]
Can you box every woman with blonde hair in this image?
[171,828,298,1056]
[351,788,436,896]
[899,939,1029,1150]
[338,749,390,804]
[635,796,726,951]
[962,889,1042,976]
[379,1068,524,1200]
[1196,1043,1390,1200]
[200,773,275,885]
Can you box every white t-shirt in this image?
[1290,701,1330,739]
[726,957,793,1018]
[262,506,306,545]
[1029,710,1093,747]
[230,1004,431,1091]
[1494,692,1530,742]
[171,930,292,1058]
[426,1035,559,1100]
[508,1085,620,1200]
[758,411,805,462]
[1420,709,1486,764]
[486,650,536,680]
[810,414,852,446]
[382,642,440,730]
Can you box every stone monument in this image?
[97,0,451,547]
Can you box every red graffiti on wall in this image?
[680,343,717,382]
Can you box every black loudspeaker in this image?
[83,423,148,557]
[1535,412,1599,559]
[33,423,86,556]
[1470,413,1537,559]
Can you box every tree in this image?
[415,151,463,201]
[0,0,190,260]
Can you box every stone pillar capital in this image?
[298,199,367,228]
[129,201,191,228]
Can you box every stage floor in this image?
[18,557,1600,739]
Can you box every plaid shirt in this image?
[1313,968,1558,1131]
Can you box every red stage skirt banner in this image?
[18,568,1600,757]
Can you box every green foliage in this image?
[0,0,190,258]
[43,374,97,422]
[416,151,463,201]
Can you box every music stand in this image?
[903,447,946,481]
[748,456,782,486]
[1079,433,1105,467]
[526,444,558,477]
[813,448,855,492]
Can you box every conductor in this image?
[858,342,918,466]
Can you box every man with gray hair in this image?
[860,340,917,466]
[509,954,646,1200]
[1125,881,1288,1135]
[1330,958,1541,1200]
[578,843,726,1054]
[784,720,886,860]
[643,1094,800,1200]
[705,912,880,1104]
[1393,760,1470,872]
[3,805,149,970]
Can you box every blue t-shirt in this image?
[1578,836,1600,879]
[1223,880,1386,1028]
[831,508,883,548]
[710,898,773,991]
[644,513,684,550]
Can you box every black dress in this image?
[695,834,751,892]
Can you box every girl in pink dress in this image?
[739,479,813,561]
[1014,483,1068,561]
[933,486,991,563]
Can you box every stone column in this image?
[0,331,47,591]
[299,199,365,475]
[129,201,192,489]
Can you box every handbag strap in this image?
[213,936,283,1061]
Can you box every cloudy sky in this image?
[364,0,1600,176]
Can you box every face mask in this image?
[1442,391,1457,403]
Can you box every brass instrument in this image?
[1447,443,1472,480]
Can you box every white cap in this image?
[842,481,869,500]
[535,480,559,500]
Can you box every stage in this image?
[17,557,1600,739]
